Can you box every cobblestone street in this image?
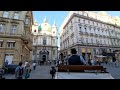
[3,62,120,79]
[4,64,54,79]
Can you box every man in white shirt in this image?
[32,62,36,70]
[24,61,28,67]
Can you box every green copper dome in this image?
[40,23,51,32]
[39,17,51,33]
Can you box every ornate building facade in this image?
[0,11,33,68]
[60,11,120,62]
[32,18,58,63]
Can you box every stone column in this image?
[91,48,95,60]
[85,48,88,64]
[78,46,82,56]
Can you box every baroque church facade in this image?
[32,17,58,63]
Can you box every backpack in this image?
[18,67,23,76]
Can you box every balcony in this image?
[0,17,9,23]
[0,32,23,38]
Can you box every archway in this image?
[42,55,46,61]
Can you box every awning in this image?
[95,55,107,58]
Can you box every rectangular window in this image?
[3,11,9,18]
[53,50,55,55]
[0,42,3,47]
[11,25,17,34]
[86,38,88,43]
[83,20,85,23]
[53,39,55,44]
[0,24,5,33]
[25,17,29,25]
[79,27,81,32]
[14,12,19,19]
[43,39,46,45]
[88,21,90,24]
[91,39,93,43]
[7,42,15,48]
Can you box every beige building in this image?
[32,17,58,63]
[0,11,33,68]
[60,11,120,62]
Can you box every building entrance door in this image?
[42,55,46,61]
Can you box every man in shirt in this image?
[68,48,86,65]
[15,62,24,79]
[68,48,86,72]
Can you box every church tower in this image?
[52,21,57,36]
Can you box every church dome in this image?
[39,17,51,33]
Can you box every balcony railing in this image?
[0,31,32,43]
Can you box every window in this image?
[88,21,90,24]
[79,27,81,31]
[91,39,93,43]
[104,40,106,45]
[86,38,88,43]
[0,24,5,33]
[78,19,80,22]
[53,50,55,55]
[96,39,98,44]
[0,42,3,47]
[100,40,102,44]
[14,12,19,19]
[97,23,98,26]
[83,20,85,23]
[7,42,15,48]
[53,39,55,44]
[43,39,46,45]
[11,25,17,34]
[3,11,9,18]
[25,17,29,25]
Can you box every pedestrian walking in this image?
[24,63,31,79]
[50,66,56,79]
[32,62,36,70]
[15,62,24,79]
[24,61,28,67]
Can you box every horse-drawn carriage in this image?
[55,65,114,79]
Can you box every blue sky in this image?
[33,11,120,47]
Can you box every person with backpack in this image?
[15,62,24,79]
[50,66,56,79]
[24,63,31,79]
